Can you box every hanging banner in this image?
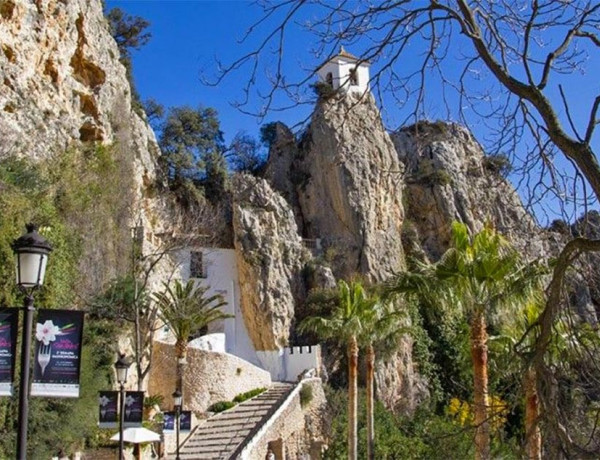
[124,391,144,427]
[180,410,192,432]
[0,309,18,397]
[31,309,84,398]
[98,391,119,428]
[162,411,191,433]
[163,411,175,433]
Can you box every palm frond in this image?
[153,279,232,346]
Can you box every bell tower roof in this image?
[316,46,370,72]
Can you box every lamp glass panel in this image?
[16,252,47,287]
[115,366,128,384]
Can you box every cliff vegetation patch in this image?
[0,143,134,457]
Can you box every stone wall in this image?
[242,378,327,460]
[148,340,271,413]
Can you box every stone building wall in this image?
[148,340,271,413]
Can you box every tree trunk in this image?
[347,336,359,460]
[366,344,375,460]
[524,366,542,460]
[175,340,187,398]
[470,312,490,460]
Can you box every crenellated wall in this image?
[257,345,321,382]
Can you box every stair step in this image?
[176,382,296,458]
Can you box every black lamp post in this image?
[115,353,131,460]
[12,224,52,460]
[172,389,182,460]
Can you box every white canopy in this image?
[110,427,160,444]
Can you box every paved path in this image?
[177,382,294,459]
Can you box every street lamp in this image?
[12,224,52,460]
[115,353,131,460]
[172,389,182,460]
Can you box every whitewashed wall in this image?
[181,248,261,366]
[317,59,370,95]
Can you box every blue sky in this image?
[105,1,481,140]
[105,1,600,223]
[106,0,315,142]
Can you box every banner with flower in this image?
[180,411,191,432]
[31,309,84,398]
[163,411,191,433]
[98,391,119,428]
[0,309,18,397]
[163,411,175,432]
[124,391,144,427]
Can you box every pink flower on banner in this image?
[35,320,61,345]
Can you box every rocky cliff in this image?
[262,93,423,411]
[393,121,550,262]
[259,95,562,412]
[300,94,405,281]
[232,174,311,350]
[0,0,172,292]
[1,0,154,163]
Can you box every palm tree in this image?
[496,287,568,460]
[153,279,230,395]
[300,279,378,460]
[386,221,539,460]
[360,299,407,460]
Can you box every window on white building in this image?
[349,68,358,86]
[190,251,207,278]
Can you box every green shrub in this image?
[411,159,452,187]
[144,394,164,408]
[233,387,266,403]
[483,154,512,177]
[322,387,518,459]
[300,384,313,408]
[312,81,337,100]
[419,169,452,186]
[400,120,449,140]
[208,401,236,413]
[260,122,279,148]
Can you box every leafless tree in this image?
[87,195,231,391]
[210,1,600,456]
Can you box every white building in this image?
[316,46,370,95]
[179,247,321,382]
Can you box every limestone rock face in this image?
[295,93,405,281]
[232,174,311,351]
[0,0,170,288]
[263,95,420,412]
[0,0,154,161]
[263,122,304,228]
[392,122,550,262]
[375,335,429,414]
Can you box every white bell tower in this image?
[316,47,370,95]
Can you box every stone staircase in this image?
[176,382,295,459]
